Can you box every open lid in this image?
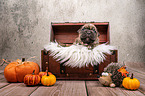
[50,22,110,45]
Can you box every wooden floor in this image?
[0,62,145,96]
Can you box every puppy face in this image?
[79,29,97,44]
[78,24,100,45]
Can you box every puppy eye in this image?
[93,30,96,33]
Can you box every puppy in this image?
[74,23,100,49]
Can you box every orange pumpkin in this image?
[41,70,56,86]
[122,73,140,90]
[24,70,41,85]
[4,58,40,82]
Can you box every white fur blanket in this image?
[44,42,116,68]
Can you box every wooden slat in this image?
[0,69,10,89]
[126,62,145,74]
[108,87,144,96]
[0,73,5,80]
[0,83,38,96]
[0,78,9,89]
[86,81,116,96]
[139,84,145,95]
[31,81,87,96]
[86,81,144,96]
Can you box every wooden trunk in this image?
[41,22,118,80]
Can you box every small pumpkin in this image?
[41,69,56,86]
[4,58,40,82]
[122,73,140,90]
[24,70,41,86]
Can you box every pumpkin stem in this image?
[32,70,35,75]
[22,58,25,62]
[130,73,133,79]
[46,67,49,76]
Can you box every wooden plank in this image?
[86,81,116,96]
[0,70,10,89]
[108,87,144,96]
[31,81,87,96]
[0,78,9,89]
[86,81,144,96]
[127,67,145,76]
[0,83,38,96]
[139,84,145,95]
[126,62,145,72]
[0,73,5,80]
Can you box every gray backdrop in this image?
[0,0,145,66]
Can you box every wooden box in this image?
[41,22,118,80]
